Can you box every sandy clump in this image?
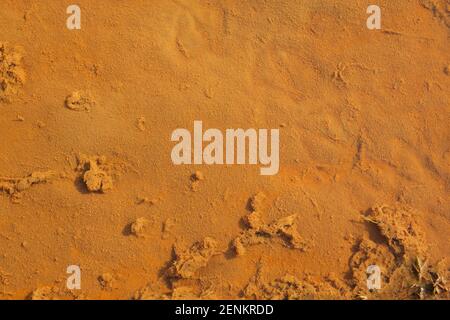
[168,237,219,279]
[0,42,26,103]
[349,238,397,296]
[76,154,114,193]
[136,116,146,131]
[65,91,95,112]
[130,217,150,238]
[0,269,9,286]
[0,0,449,300]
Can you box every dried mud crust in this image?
[364,205,427,258]
[420,0,450,27]
[0,42,26,103]
[29,286,84,300]
[242,263,344,300]
[134,284,215,300]
[65,91,95,112]
[133,237,221,300]
[98,273,118,291]
[167,237,219,280]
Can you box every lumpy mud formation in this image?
[76,155,114,193]
[0,171,57,202]
[0,0,449,300]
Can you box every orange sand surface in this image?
[0,0,449,300]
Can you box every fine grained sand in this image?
[0,0,449,300]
